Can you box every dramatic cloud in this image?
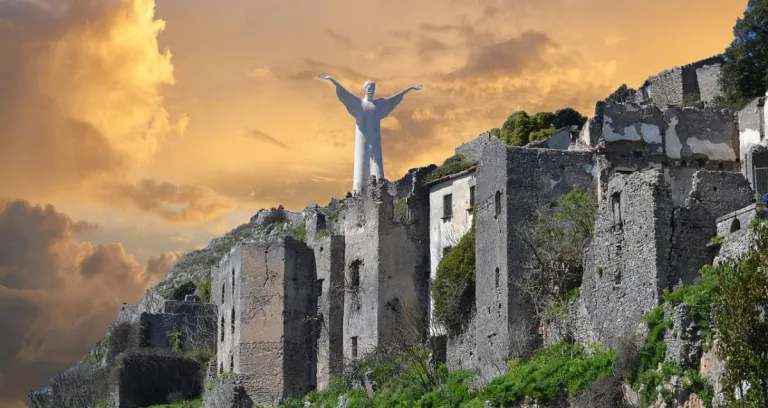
[452,31,558,78]
[0,200,180,405]
[244,128,289,150]
[98,179,237,224]
[0,0,187,202]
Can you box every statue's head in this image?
[363,80,376,98]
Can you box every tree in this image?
[553,107,587,129]
[606,84,635,103]
[532,111,556,130]
[718,0,768,110]
[515,189,597,324]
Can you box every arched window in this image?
[730,218,741,233]
[494,191,502,217]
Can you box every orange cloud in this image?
[97,179,237,224]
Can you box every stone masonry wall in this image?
[473,138,596,382]
[220,239,316,405]
[669,171,754,286]
[695,63,723,103]
[455,133,491,162]
[593,101,739,165]
[715,203,762,265]
[342,187,383,360]
[305,230,345,390]
[576,170,673,346]
[342,171,431,361]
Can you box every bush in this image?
[198,279,211,303]
[483,342,615,406]
[288,222,306,241]
[431,222,475,330]
[425,155,477,183]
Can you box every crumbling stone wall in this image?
[576,170,673,346]
[342,170,431,360]
[695,63,723,103]
[28,365,112,408]
[577,169,752,347]
[714,203,762,264]
[473,139,596,382]
[669,171,754,286]
[216,238,317,405]
[446,313,476,371]
[592,101,739,166]
[114,349,203,408]
[303,221,345,390]
[455,132,491,161]
[639,56,723,107]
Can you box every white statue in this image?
[318,73,422,195]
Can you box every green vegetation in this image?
[288,221,307,241]
[707,235,724,247]
[606,84,634,103]
[519,189,597,322]
[198,279,211,303]
[143,400,202,408]
[717,0,768,110]
[431,221,476,330]
[138,321,150,348]
[491,108,587,147]
[169,329,183,351]
[281,341,615,408]
[393,197,409,224]
[160,280,197,301]
[281,346,482,408]
[627,216,768,406]
[425,155,478,183]
[206,372,234,391]
[484,342,615,406]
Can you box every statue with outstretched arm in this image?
[318,73,422,195]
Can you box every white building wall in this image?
[428,171,476,336]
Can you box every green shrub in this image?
[707,235,724,247]
[425,155,477,183]
[288,222,306,241]
[189,348,214,365]
[431,222,475,330]
[144,399,202,408]
[169,329,183,351]
[483,342,615,406]
[198,279,211,303]
[529,127,560,142]
[160,280,197,300]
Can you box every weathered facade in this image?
[213,238,317,405]
[427,168,476,336]
[635,55,724,107]
[473,139,597,381]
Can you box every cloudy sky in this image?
[0,0,747,405]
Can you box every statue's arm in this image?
[319,73,360,117]
[378,84,422,118]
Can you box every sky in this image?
[0,0,749,405]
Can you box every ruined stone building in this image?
[635,55,724,107]
[207,77,768,398]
